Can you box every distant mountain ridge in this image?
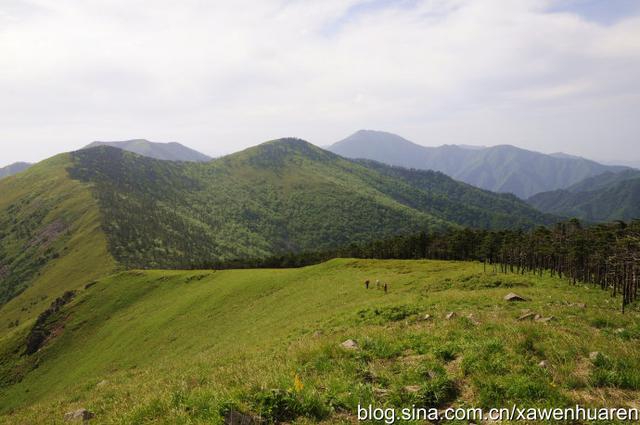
[0,162,31,180]
[328,130,627,198]
[528,169,640,222]
[601,159,640,169]
[84,139,211,162]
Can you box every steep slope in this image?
[355,159,553,229]
[67,139,553,268]
[328,130,625,198]
[0,154,116,385]
[528,170,640,222]
[1,260,638,423]
[0,162,31,180]
[84,139,211,162]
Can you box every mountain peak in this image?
[225,138,336,167]
[339,130,419,147]
[353,129,404,137]
[328,130,434,171]
[0,161,32,179]
[84,140,211,162]
[262,137,319,149]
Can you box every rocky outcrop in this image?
[24,291,76,355]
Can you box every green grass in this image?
[1,259,638,424]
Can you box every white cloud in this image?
[0,0,639,164]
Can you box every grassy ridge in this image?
[2,259,638,423]
[0,154,116,390]
[0,154,115,325]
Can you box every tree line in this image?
[204,219,640,312]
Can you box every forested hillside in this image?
[357,160,551,228]
[68,140,554,268]
[528,170,640,222]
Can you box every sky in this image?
[1,0,640,167]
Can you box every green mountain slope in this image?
[84,139,212,162]
[0,154,116,364]
[565,169,640,193]
[0,162,31,180]
[1,259,638,423]
[328,130,626,198]
[357,160,552,229]
[527,170,640,222]
[67,139,553,268]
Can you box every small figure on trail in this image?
[365,280,370,289]
[384,283,388,294]
[376,279,380,289]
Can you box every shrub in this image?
[357,305,420,324]
[590,317,616,329]
[516,329,544,358]
[250,388,330,423]
[434,345,458,363]
[591,356,640,390]
[418,374,458,408]
[461,339,508,376]
[476,373,569,408]
[361,337,405,359]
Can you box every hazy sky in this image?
[2,0,640,167]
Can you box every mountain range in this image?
[70,140,555,268]
[0,138,553,308]
[528,169,640,222]
[0,138,636,423]
[328,130,628,199]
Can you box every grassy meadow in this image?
[1,259,639,424]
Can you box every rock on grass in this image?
[64,409,94,422]
[504,292,527,302]
[341,339,359,350]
